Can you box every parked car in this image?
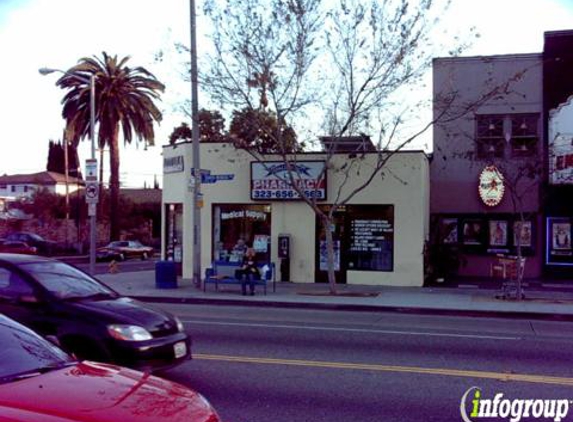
[0,254,191,372]
[0,314,222,422]
[0,240,37,255]
[4,232,56,256]
[97,240,154,261]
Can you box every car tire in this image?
[61,336,109,363]
[119,253,125,261]
[141,252,148,260]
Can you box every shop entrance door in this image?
[315,208,347,284]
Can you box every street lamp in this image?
[190,0,202,289]
[39,67,98,276]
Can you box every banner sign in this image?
[250,161,326,201]
[164,156,184,174]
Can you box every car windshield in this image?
[108,241,128,247]
[0,317,74,383]
[20,261,117,300]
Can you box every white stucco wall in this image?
[162,142,429,286]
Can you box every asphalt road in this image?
[156,304,573,422]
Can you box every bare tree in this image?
[185,0,481,293]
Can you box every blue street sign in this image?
[201,174,217,183]
[213,174,234,181]
[200,173,234,183]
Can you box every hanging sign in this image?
[478,165,505,207]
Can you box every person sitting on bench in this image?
[236,248,260,296]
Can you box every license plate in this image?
[174,341,187,359]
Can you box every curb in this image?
[131,295,573,322]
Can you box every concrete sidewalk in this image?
[95,270,573,321]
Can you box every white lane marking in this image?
[180,319,520,340]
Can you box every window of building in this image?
[212,204,272,264]
[164,204,183,262]
[510,114,538,157]
[435,214,535,256]
[476,115,505,158]
[476,114,539,159]
[10,186,15,192]
[346,205,394,272]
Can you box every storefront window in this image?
[165,204,183,262]
[434,214,535,256]
[316,204,394,282]
[347,205,394,271]
[547,217,573,266]
[213,204,272,263]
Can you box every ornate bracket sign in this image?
[478,165,505,207]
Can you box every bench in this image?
[204,260,276,295]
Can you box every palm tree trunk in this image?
[109,126,121,241]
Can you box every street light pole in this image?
[88,73,97,276]
[40,67,98,275]
[190,0,202,289]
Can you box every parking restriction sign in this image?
[85,182,99,204]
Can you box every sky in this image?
[0,0,572,188]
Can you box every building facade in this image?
[162,142,430,286]
[431,30,573,281]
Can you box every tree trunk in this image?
[109,126,120,241]
[321,215,338,295]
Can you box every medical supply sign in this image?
[251,161,326,201]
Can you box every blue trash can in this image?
[155,261,178,289]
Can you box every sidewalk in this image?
[96,270,573,321]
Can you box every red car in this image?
[0,240,37,255]
[0,315,222,422]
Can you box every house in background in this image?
[0,171,83,201]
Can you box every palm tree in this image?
[56,52,165,241]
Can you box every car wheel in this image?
[141,252,148,260]
[61,336,109,362]
[119,253,125,261]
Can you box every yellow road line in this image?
[195,353,573,387]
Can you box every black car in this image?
[0,254,191,372]
[4,232,56,256]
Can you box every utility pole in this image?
[190,0,202,289]
[63,130,70,250]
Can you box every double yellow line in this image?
[196,354,573,387]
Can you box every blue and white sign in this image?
[251,161,326,200]
[201,173,235,184]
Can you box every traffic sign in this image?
[85,182,99,204]
[85,159,98,182]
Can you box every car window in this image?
[0,268,34,299]
[19,262,116,300]
[0,316,73,383]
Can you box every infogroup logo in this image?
[460,387,570,422]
